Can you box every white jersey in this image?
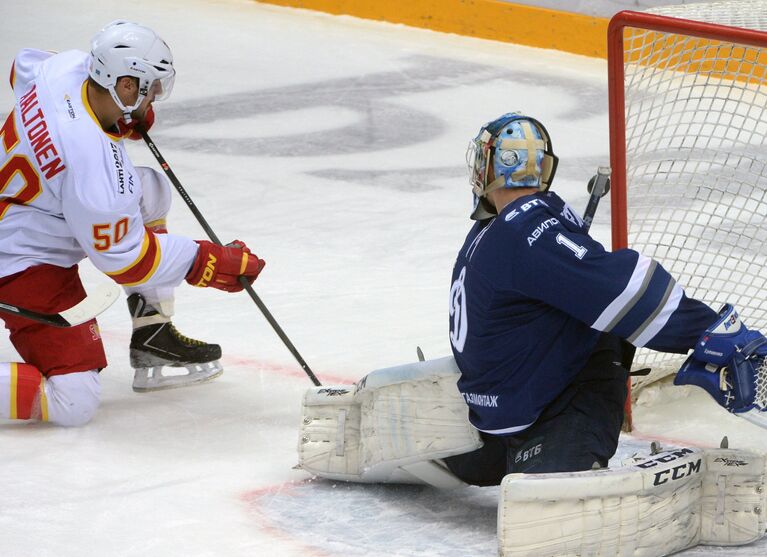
[0,49,197,287]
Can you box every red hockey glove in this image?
[117,105,156,140]
[186,240,265,292]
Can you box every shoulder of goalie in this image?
[498,447,767,557]
[297,356,482,488]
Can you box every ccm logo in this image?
[194,254,218,287]
[651,459,702,486]
[635,448,703,486]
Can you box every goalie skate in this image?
[128,294,223,392]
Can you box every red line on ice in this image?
[239,479,335,557]
[223,356,353,385]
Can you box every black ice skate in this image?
[127,293,223,392]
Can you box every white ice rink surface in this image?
[1,1,766,555]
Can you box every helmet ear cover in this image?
[468,113,559,220]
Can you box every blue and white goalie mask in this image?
[466,113,558,220]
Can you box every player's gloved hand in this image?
[186,240,265,293]
[674,304,767,428]
[116,105,156,140]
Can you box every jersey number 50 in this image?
[92,218,129,251]
[0,112,43,220]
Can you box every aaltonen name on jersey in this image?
[18,83,65,179]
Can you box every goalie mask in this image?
[466,112,558,220]
[89,20,175,120]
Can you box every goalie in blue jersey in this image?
[297,112,767,554]
[443,112,767,485]
[300,112,767,488]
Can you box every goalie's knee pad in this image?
[298,356,482,488]
[498,447,767,556]
[136,166,172,231]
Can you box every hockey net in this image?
[608,2,767,404]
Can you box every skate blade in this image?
[132,360,224,393]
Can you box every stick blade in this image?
[59,282,121,326]
[737,408,767,430]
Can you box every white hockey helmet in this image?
[89,20,175,118]
[466,112,558,220]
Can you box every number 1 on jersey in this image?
[556,233,587,259]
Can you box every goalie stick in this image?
[139,129,322,387]
[582,165,611,233]
[582,166,639,431]
[0,282,121,328]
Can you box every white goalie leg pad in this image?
[299,386,362,482]
[700,449,767,546]
[497,448,767,557]
[298,356,482,488]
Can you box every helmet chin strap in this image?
[476,170,541,213]
[108,87,146,125]
[482,176,507,197]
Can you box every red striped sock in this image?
[9,362,46,420]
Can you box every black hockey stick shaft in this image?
[581,166,636,432]
[582,166,611,233]
[140,129,322,387]
[0,301,71,327]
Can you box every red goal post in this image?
[607,9,767,429]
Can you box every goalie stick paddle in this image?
[139,129,322,387]
[0,282,121,328]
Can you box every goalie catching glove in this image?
[186,240,265,292]
[675,304,767,428]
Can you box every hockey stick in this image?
[582,166,611,233]
[139,129,322,387]
[581,166,638,431]
[0,282,121,327]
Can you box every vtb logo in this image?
[195,254,218,287]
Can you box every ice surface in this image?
[0,1,765,555]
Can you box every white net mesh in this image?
[646,1,767,29]
[619,2,767,395]
[755,358,767,410]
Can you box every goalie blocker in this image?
[297,357,767,556]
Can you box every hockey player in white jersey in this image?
[0,21,265,426]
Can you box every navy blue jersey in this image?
[449,191,718,434]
